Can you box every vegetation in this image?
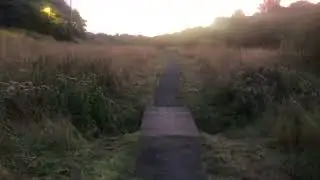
[157,0,320,57]
[1,0,86,40]
[1,0,320,179]
[178,46,320,180]
[0,30,162,179]
[0,1,161,178]
[175,1,320,179]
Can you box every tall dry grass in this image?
[178,46,320,179]
[0,31,162,179]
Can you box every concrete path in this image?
[137,59,206,180]
[153,58,182,107]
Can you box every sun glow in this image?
[68,0,319,36]
[41,7,52,16]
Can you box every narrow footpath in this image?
[137,58,206,180]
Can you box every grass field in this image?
[177,46,320,179]
[1,28,320,179]
[0,30,164,179]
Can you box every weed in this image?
[0,31,162,179]
[179,47,320,179]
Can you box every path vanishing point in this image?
[137,58,206,180]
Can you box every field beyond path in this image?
[137,58,206,180]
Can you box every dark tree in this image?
[289,0,314,8]
[232,9,245,18]
[0,0,87,41]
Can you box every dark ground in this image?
[153,58,182,107]
[137,59,206,180]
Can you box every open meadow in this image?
[0,30,164,179]
[177,46,320,179]
[2,0,320,179]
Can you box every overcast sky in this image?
[66,0,319,36]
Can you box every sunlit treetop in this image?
[41,6,52,15]
[41,6,58,19]
[41,6,62,24]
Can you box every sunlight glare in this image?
[42,7,52,16]
[67,0,318,36]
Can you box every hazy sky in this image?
[67,0,319,36]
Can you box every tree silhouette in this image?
[0,0,87,41]
[259,0,281,13]
[232,9,245,18]
[289,0,313,8]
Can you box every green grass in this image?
[0,122,140,180]
[201,133,289,180]
[89,133,140,180]
[0,57,145,136]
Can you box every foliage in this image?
[201,133,289,179]
[178,47,320,179]
[195,66,320,134]
[170,1,320,179]
[231,9,245,18]
[157,1,320,56]
[0,32,162,179]
[0,122,140,179]
[87,33,154,45]
[0,0,86,40]
[259,0,281,13]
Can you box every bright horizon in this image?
[68,0,319,36]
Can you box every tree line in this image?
[156,0,320,58]
[0,0,86,41]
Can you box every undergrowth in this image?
[178,48,320,179]
[1,122,140,179]
[0,32,162,179]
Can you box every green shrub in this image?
[194,64,320,134]
[0,58,145,137]
[0,120,140,179]
[189,59,320,179]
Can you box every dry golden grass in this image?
[177,46,280,93]
[177,45,320,179]
[0,31,163,179]
[0,30,163,129]
[0,31,161,90]
[178,46,279,73]
[1,31,158,63]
